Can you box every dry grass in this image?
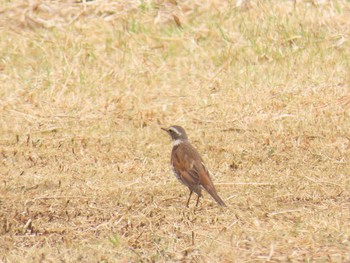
[1,0,350,262]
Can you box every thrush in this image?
[162,125,226,207]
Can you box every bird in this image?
[162,125,226,207]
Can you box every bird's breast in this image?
[171,162,184,184]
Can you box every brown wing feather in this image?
[172,142,226,206]
[196,158,226,207]
[172,144,201,196]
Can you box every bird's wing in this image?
[172,144,201,194]
[174,143,227,206]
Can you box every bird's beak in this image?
[161,127,169,132]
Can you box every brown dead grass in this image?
[1,0,350,262]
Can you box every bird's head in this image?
[162,125,188,143]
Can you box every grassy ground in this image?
[1,0,350,262]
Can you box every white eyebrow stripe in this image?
[170,127,181,136]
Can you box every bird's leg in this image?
[186,191,193,208]
[195,195,200,207]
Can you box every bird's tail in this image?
[204,185,227,207]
